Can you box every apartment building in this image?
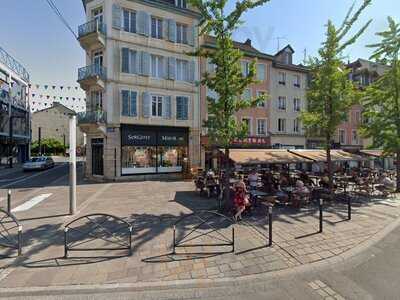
[0,46,30,165]
[269,45,308,149]
[199,36,273,167]
[335,58,389,150]
[29,83,86,113]
[77,0,201,180]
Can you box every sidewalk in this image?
[0,180,399,289]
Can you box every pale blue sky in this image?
[0,0,399,85]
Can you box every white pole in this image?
[69,115,77,215]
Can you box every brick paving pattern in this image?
[0,180,399,288]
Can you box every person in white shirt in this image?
[248,169,259,191]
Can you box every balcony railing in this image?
[0,47,30,83]
[78,20,106,38]
[77,111,107,124]
[78,64,107,81]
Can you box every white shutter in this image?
[187,25,195,46]
[112,4,122,30]
[163,96,171,119]
[141,52,150,76]
[162,19,169,40]
[129,50,137,74]
[168,57,176,80]
[188,60,195,82]
[137,11,150,36]
[168,19,176,42]
[142,92,150,118]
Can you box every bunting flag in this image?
[44,85,48,89]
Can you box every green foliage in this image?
[301,0,372,145]
[189,0,269,148]
[360,17,400,189]
[31,138,66,155]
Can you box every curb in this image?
[1,211,400,297]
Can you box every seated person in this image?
[319,174,330,189]
[376,173,396,195]
[262,171,276,194]
[248,169,259,191]
[299,171,314,187]
[275,175,289,203]
[292,180,310,208]
[233,179,250,221]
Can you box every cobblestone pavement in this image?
[0,180,399,289]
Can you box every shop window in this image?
[157,146,186,173]
[121,146,157,174]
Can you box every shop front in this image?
[121,125,188,175]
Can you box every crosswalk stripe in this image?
[11,193,52,212]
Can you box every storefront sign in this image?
[232,136,270,146]
[122,129,157,146]
[121,125,187,147]
[158,132,187,146]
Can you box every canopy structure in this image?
[226,149,312,165]
[288,150,366,162]
[360,150,391,158]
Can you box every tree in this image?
[360,17,400,191]
[189,0,268,203]
[301,0,372,192]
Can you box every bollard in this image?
[64,227,68,258]
[7,189,11,213]
[172,225,176,254]
[232,225,235,253]
[348,196,351,220]
[17,225,22,256]
[129,226,133,256]
[319,198,323,233]
[268,205,273,247]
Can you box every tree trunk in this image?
[326,138,334,194]
[224,148,231,211]
[396,150,400,193]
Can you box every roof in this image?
[33,102,76,115]
[226,149,312,165]
[288,150,366,162]
[274,44,295,57]
[359,150,392,158]
[348,58,389,76]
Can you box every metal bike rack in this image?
[0,209,22,257]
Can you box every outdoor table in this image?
[282,186,295,201]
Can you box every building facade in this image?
[269,45,308,149]
[0,46,30,166]
[28,83,86,113]
[78,0,201,180]
[31,102,85,148]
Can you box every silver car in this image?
[23,157,55,171]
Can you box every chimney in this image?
[244,38,252,46]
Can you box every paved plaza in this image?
[1,174,400,291]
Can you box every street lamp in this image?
[8,115,26,168]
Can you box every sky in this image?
[0,0,399,86]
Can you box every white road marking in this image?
[0,175,27,183]
[11,193,52,212]
[0,164,66,188]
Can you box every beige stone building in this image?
[77,0,201,180]
[269,45,308,149]
[31,102,85,147]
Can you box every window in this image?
[121,90,137,117]
[256,91,266,107]
[121,146,157,174]
[92,7,103,24]
[241,61,250,76]
[175,0,187,8]
[176,23,188,44]
[294,75,301,88]
[278,72,286,85]
[176,96,189,120]
[339,129,346,144]
[257,119,267,135]
[121,49,137,74]
[355,111,361,124]
[242,88,251,100]
[256,64,266,81]
[151,95,163,117]
[207,58,216,73]
[151,17,163,39]
[352,130,358,145]
[91,91,103,110]
[293,119,300,133]
[122,9,136,33]
[293,98,301,112]
[278,96,286,110]
[176,59,189,81]
[157,146,186,172]
[278,118,286,132]
[242,118,251,135]
[151,55,164,78]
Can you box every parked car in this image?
[23,157,55,171]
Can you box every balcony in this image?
[77,110,107,135]
[77,64,106,91]
[78,20,106,50]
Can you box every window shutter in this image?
[141,52,150,76]
[176,96,182,120]
[112,4,122,30]
[168,57,176,80]
[143,12,150,36]
[121,90,129,116]
[183,97,189,120]
[142,92,150,118]
[136,50,142,74]
[163,96,171,119]
[129,50,136,74]
[163,57,168,79]
[187,25,195,46]
[121,48,130,73]
[137,11,150,36]
[188,60,195,82]
[168,19,176,42]
[130,91,137,116]
[162,19,169,40]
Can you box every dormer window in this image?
[175,0,187,8]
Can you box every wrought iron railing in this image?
[0,208,22,257]
[78,19,106,38]
[77,110,107,124]
[78,64,107,81]
[0,47,30,83]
